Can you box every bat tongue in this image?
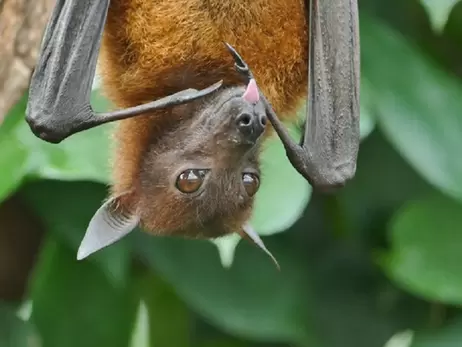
[242,79,260,104]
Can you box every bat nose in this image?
[236,112,267,141]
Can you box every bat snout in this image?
[235,112,267,143]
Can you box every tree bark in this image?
[0,0,54,122]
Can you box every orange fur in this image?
[97,0,308,197]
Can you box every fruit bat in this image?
[25,0,360,267]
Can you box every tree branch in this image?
[0,0,54,123]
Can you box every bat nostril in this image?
[259,114,267,127]
[237,113,252,127]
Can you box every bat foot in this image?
[25,103,92,143]
[288,151,356,193]
[25,114,66,144]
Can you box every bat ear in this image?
[77,194,140,260]
[242,79,260,104]
[237,223,280,270]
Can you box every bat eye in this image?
[176,169,208,193]
[242,173,260,197]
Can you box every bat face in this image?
[136,83,267,237]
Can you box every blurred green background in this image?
[1,0,462,346]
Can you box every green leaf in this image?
[306,240,428,347]
[420,0,461,33]
[8,89,112,184]
[132,271,191,347]
[129,301,150,347]
[411,317,462,347]
[380,193,462,305]
[0,132,29,202]
[211,234,242,268]
[29,234,137,347]
[0,95,31,202]
[134,233,315,346]
[251,126,311,236]
[16,123,111,184]
[384,330,414,347]
[361,16,462,203]
[197,338,251,347]
[360,77,377,140]
[0,303,40,347]
[21,180,131,289]
[0,93,28,134]
[335,130,435,243]
[134,211,428,347]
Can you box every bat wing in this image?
[26,0,110,143]
[301,0,361,189]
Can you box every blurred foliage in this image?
[1,0,462,346]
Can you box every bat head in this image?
[77,78,279,268]
[136,78,266,234]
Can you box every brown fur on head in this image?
[134,82,267,238]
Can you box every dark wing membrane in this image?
[26,0,110,142]
[303,0,360,187]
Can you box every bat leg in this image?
[26,0,223,144]
[226,0,361,192]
